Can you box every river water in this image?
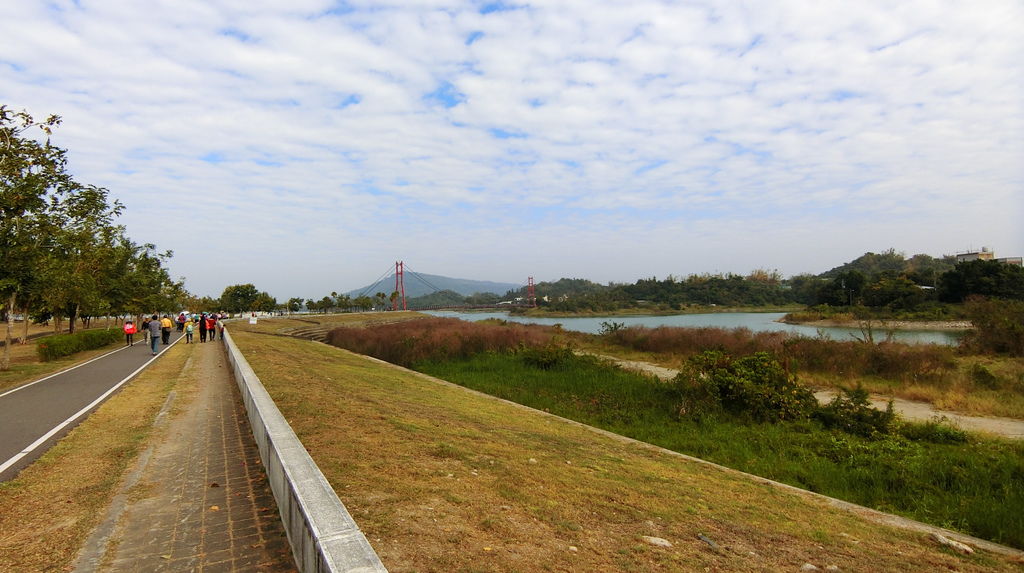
[424,311,965,346]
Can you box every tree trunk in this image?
[21,306,29,344]
[2,293,16,371]
[68,304,79,334]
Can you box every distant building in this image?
[954,247,1022,267]
[956,247,995,263]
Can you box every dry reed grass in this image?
[327,316,561,367]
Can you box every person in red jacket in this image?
[206,315,217,341]
[123,320,137,346]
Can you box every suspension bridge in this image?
[354,261,537,311]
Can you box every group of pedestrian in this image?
[123,311,227,355]
[182,313,224,344]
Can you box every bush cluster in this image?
[517,342,575,370]
[814,386,896,438]
[36,328,123,361]
[676,350,912,439]
[675,351,817,422]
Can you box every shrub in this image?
[675,350,817,422]
[961,297,1024,356]
[970,363,1001,390]
[899,417,969,444]
[36,328,123,361]
[517,341,575,370]
[814,385,896,438]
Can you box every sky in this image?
[2,1,1022,299]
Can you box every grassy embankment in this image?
[325,317,1024,551]
[227,316,1022,571]
[0,342,195,572]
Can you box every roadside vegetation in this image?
[327,317,1024,549]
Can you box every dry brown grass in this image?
[230,316,1022,572]
[0,343,194,572]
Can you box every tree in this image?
[219,284,261,313]
[938,260,1024,303]
[862,276,928,310]
[2,106,69,367]
[962,297,1024,356]
[252,292,277,313]
[353,295,373,311]
[286,297,304,313]
[2,106,176,368]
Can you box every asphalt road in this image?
[0,332,182,482]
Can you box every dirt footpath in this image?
[594,353,1024,440]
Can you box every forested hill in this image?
[819,249,955,284]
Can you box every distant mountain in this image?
[346,272,521,299]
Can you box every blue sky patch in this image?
[489,128,527,139]
[335,94,362,108]
[424,81,465,108]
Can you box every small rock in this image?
[800,564,819,572]
[569,546,578,552]
[641,536,672,548]
[825,566,841,572]
[528,458,537,464]
[697,534,719,551]
[929,532,974,555]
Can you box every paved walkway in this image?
[75,340,297,572]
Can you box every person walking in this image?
[147,314,162,355]
[140,316,151,344]
[184,317,194,344]
[123,320,136,346]
[160,314,173,345]
[198,313,208,343]
[206,315,217,342]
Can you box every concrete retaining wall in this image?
[222,327,388,573]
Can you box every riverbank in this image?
[509,305,803,319]
[781,318,973,331]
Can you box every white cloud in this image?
[1,0,1021,298]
